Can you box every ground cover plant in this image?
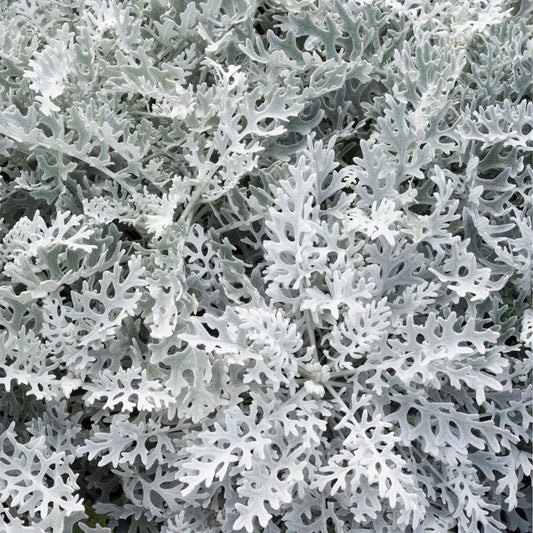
[0,0,531,531]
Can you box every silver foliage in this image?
[0,0,531,531]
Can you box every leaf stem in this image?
[304,309,320,362]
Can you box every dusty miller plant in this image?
[0,0,531,531]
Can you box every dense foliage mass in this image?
[0,0,531,531]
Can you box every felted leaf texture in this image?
[0,0,531,531]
